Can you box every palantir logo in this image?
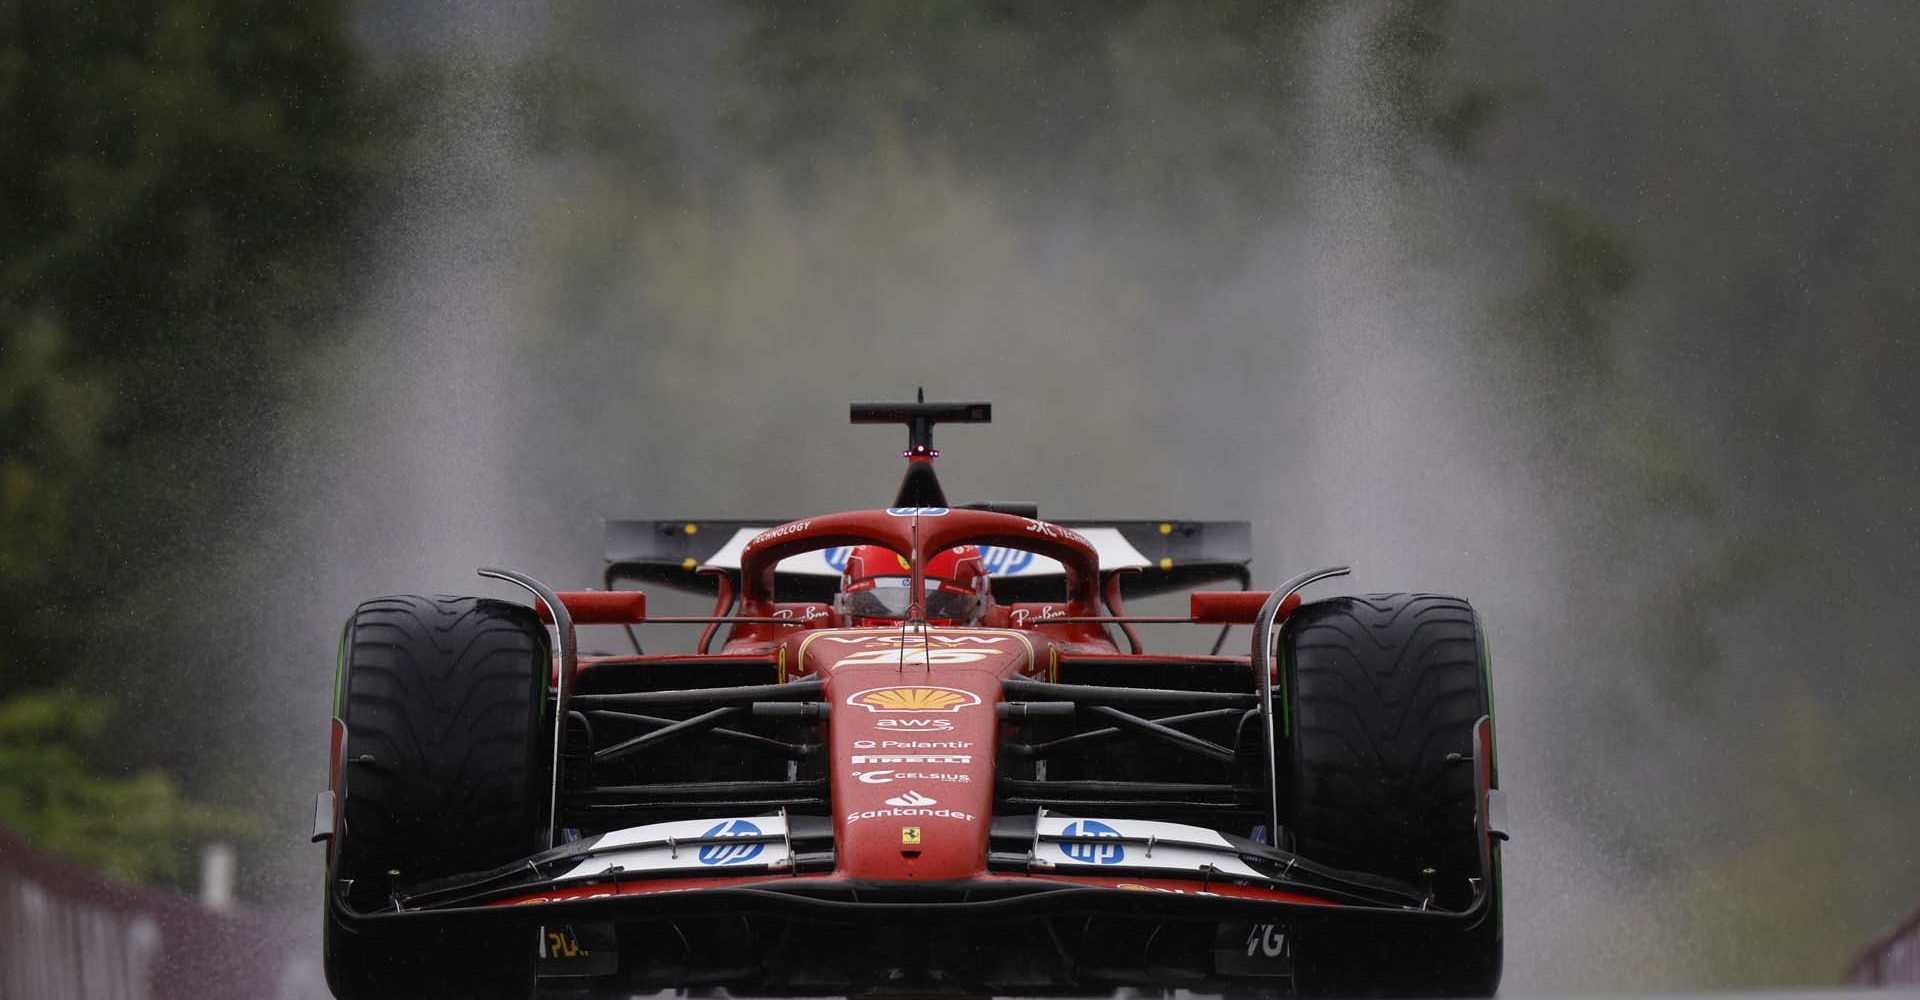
[1060,820,1125,865]
[697,819,765,866]
[978,545,1035,575]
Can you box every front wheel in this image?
[1280,592,1502,997]
[322,594,551,1000]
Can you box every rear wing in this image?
[604,519,1252,603]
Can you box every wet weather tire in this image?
[1280,593,1501,997]
[323,595,551,1000]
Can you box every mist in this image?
[207,2,1920,995]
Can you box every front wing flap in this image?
[328,722,1501,994]
[332,718,1500,928]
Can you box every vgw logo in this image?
[1060,820,1125,865]
[697,819,764,866]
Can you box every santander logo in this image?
[884,790,936,807]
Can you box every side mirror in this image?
[1189,590,1299,624]
[536,590,648,625]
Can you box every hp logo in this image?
[978,546,1035,575]
[697,819,765,866]
[1060,820,1125,865]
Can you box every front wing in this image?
[326,723,1505,994]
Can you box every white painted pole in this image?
[197,842,234,913]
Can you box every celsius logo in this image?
[884,790,937,807]
[1059,820,1125,865]
[853,770,972,785]
[696,819,764,866]
[978,546,1035,575]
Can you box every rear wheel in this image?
[1279,593,1501,997]
[323,595,551,1000]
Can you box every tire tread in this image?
[324,594,547,1000]
[1281,592,1500,997]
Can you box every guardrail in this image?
[0,826,278,1000]
[1849,903,1920,986]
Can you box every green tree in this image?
[0,0,392,777]
[0,689,254,885]
[0,316,110,584]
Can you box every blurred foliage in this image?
[511,54,678,169]
[1475,192,1643,494]
[0,0,389,742]
[0,689,256,885]
[1,0,373,375]
[1474,153,1898,982]
[1369,0,1499,158]
[1531,195,1638,302]
[0,315,111,583]
[1657,695,1896,987]
[721,0,1329,232]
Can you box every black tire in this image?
[1280,593,1501,997]
[323,595,551,1000]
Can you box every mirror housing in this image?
[536,590,647,625]
[1190,590,1300,624]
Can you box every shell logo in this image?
[846,686,983,713]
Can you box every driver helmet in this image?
[835,544,987,626]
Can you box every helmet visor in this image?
[841,579,980,623]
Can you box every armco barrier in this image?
[0,826,278,1000]
[1849,903,1920,986]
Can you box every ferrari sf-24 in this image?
[315,398,1508,998]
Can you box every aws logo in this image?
[876,717,954,732]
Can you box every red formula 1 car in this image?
[315,399,1508,999]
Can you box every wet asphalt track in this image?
[263,959,1920,1000]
